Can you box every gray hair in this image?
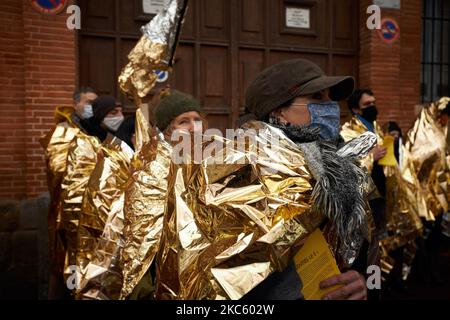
[73,87,96,103]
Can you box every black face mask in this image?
[361,105,378,123]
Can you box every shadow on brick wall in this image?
[0,194,50,300]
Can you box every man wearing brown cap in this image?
[242,59,379,300]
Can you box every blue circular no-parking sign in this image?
[378,18,400,44]
[31,0,67,15]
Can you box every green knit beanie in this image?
[154,90,203,131]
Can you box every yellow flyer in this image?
[378,135,398,167]
[294,229,342,300]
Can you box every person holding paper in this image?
[240,59,379,300]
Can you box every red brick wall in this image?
[0,1,26,200]
[359,0,422,135]
[0,1,76,200]
[0,1,424,200]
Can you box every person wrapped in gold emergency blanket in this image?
[404,97,450,220]
[341,91,424,284]
[40,88,98,298]
[121,60,379,301]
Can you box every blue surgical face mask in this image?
[307,102,341,141]
[80,104,94,119]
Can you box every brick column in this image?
[22,0,76,198]
[359,0,422,134]
[0,1,27,200]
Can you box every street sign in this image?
[373,0,401,9]
[377,18,400,44]
[31,0,67,15]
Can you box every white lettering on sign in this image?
[373,0,401,9]
[143,0,171,15]
[286,7,310,29]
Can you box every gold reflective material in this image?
[77,136,133,300]
[342,116,424,275]
[120,135,173,300]
[382,145,424,255]
[74,136,134,299]
[41,123,80,273]
[341,117,383,172]
[405,99,450,220]
[118,0,189,102]
[118,0,189,299]
[60,132,101,280]
[119,40,166,103]
[149,121,374,300]
[134,108,152,153]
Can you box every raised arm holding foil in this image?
[121,91,205,300]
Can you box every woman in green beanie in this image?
[127,89,206,300]
[154,89,207,140]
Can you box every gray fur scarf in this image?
[269,120,369,265]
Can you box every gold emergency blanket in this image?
[74,135,134,299]
[119,0,189,102]
[341,117,386,172]
[60,132,101,280]
[121,121,375,300]
[120,133,172,300]
[341,116,423,271]
[381,150,424,252]
[405,98,450,220]
[40,123,80,273]
[76,111,149,300]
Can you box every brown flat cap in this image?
[245,59,355,120]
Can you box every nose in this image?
[187,121,196,133]
[189,120,204,133]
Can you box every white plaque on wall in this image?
[373,0,401,9]
[286,7,310,29]
[143,0,171,15]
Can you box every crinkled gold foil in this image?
[60,132,101,280]
[381,160,423,253]
[120,134,173,300]
[405,99,450,220]
[40,123,80,274]
[341,117,385,172]
[78,192,127,300]
[74,136,134,297]
[134,108,152,153]
[118,0,189,101]
[77,137,133,300]
[118,0,189,298]
[342,116,423,267]
[149,121,374,300]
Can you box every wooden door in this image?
[78,0,359,129]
